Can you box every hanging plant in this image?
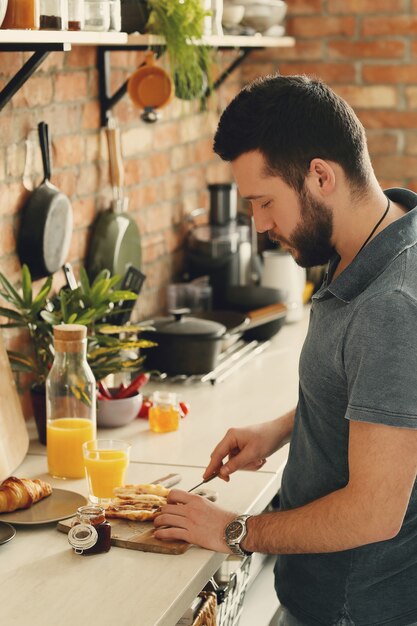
[147,0,212,100]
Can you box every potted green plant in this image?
[0,265,155,443]
[146,0,212,100]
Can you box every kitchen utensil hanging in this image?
[86,118,142,281]
[17,121,73,280]
[127,51,173,123]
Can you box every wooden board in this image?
[57,516,190,555]
[0,332,29,482]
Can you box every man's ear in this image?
[306,159,336,196]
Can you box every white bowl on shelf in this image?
[241,0,287,33]
[0,0,8,28]
[222,4,245,29]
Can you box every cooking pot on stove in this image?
[140,309,227,376]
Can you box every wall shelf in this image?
[0,30,295,118]
[98,33,295,126]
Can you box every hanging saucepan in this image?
[127,51,173,123]
[17,122,73,280]
[140,309,227,376]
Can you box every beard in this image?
[268,186,336,268]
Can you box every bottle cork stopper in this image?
[53,324,87,341]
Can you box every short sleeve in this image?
[344,291,417,429]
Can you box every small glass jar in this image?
[39,0,67,29]
[84,0,110,31]
[1,0,40,29]
[109,0,120,31]
[68,0,85,30]
[148,391,180,434]
[68,505,111,555]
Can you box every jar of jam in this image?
[148,391,180,433]
[68,505,111,555]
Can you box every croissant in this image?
[0,476,52,513]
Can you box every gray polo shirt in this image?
[275,188,417,626]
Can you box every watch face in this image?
[227,520,243,541]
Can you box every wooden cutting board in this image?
[57,473,190,555]
[57,516,190,555]
[0,332,29,482]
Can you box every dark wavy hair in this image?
[213,74,370,193]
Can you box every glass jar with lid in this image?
[39,0,67,29]
[68,0,85,30]
[68,505,111,555]
[148,391,180,433]
[84,0,110,31]
[1,0,40,29]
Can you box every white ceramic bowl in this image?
[241,0,287,33]
[97,391,143,428]
[0,0,8,27]
[222,4,245,29]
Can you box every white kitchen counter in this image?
[3,312,309,626]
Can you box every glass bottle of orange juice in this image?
[148,391,180,433]
[46,324,96,478]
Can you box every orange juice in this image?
[149,404,180,433]
[84,449,129,500]
[47,417,96,479]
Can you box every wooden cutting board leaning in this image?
[0,333,29,482]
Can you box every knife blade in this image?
[188,471,219,493]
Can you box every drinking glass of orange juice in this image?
[83,439,131,504]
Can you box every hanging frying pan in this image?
[86,119,141,281]
[17,122,73,280]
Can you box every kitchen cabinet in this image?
[0,30,295,121]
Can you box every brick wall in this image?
[244,0,417,191]
[1,1,416,412]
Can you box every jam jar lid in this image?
[68,523,98,552]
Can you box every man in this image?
[153,75,417,625]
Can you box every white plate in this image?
[0,489,87,525]
[0,521,16,544]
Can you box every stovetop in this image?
[150,338,271,385]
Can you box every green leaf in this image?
[0,306,25,322]
[0,272,24,307]
[31,275,53,314]
[21,265,33,307]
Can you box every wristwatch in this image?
[224,514,253,557]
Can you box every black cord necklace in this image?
[357,196,391,254]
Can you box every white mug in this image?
[261,250,306,322]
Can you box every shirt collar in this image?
[313,188,417,303]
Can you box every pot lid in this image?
[150,309,226,338]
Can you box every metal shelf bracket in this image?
[98,44,156,127]
[0,43,70,112]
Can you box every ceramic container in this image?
[97,391,143,428]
